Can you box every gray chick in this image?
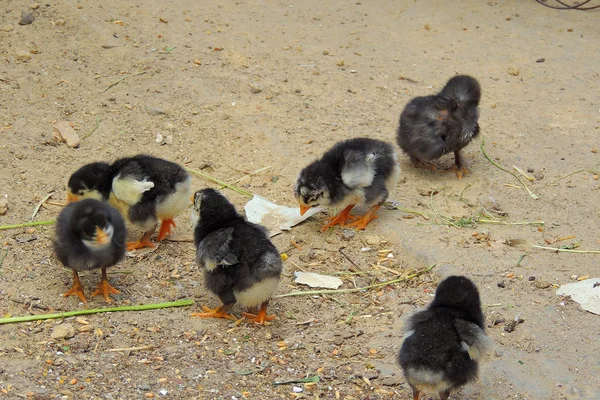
[295,138,401,231]
[190,188,282,325]
[398,276,493,399]
[397,75,481,179]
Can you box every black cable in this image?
[535,0,600,10]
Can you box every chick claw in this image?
[192,306,237,320]
[157,218,176,242]
[413,160,437,171]
[450,164,469,180]
[63,276,87,304]
[91,278,120,303]
[242,303,276,325]
[344,205,381,230]
[320,204,356,232]
[126,233,155,251]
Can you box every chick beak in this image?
[67,192,79,203]
[299,203,311,216]
[95,226,109,245]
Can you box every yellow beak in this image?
[95,226,109,245]
[67,192,80,203]
[299,203,311,216]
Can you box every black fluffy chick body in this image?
[397,75,481,179]
[398,276,493,400]
[191,188,282,325]
[54,198,126,303]
[295,137,401,231]
[68,154,191,250]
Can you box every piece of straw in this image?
[0,299,194,325]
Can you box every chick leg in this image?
[439,389,450,400]
[63,270,88,303]
[91,268,120,303]
[410,385,421,400]
[344,204,381,230]
[450,150,469,179]
[157,218,176,242]
[126,230,156,251]
[192,303,237,320]
[412,157,437,171]
[242,301,276,325]
[320,204,356,232]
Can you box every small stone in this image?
[364,235,381,246]
[527,167,534,173]
[54,19,66,26]
[2,24,13,32]
[159,389,168,396]
[507,67,520,76]
[51,324,75,340]
[15,50,32,61]
[505,16,511,21]
[535,58,545,63]
[497,281,506,288]
[30,2,40,9]
[0,196,8,215]
[336,60,345,67]
[322,50,329,55]
[342,345,360,358]
[533,280,550,289]
[567,28,573,32]
[362,370,379,380]
[342,229,355,240]
[593,175,599,181]
[380,376,402,386]
[19,11,35,25]
[495,347,505,357]
[249,83,263,94]
[528,276,536,281]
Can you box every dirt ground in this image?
[1,0,599,399]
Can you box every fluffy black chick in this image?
[54,199,126,303]
[397,75,481,179]
[398,276,493,400]
[294,138,401,231]
[67,155,191,251]
[191,188,282,325]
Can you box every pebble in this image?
[2,24,13,32]
[342,229,355,240]
[535,58,545,63]
[380,376,401,386]
[342,345,360,358]
[364,235,381,246]
[527,167,535,173]
[30,2,40,9]
[51,324,75,340]
[533,280,550,289]
[15,50,32,61]
[507,67,520,76]
[528,276,536,281]
[249,83,263,94]
[0,196,8,215]
[19,11,35,25]
[497,281,506,288]
[159,389,168,396]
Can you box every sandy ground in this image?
[1,0,599,399]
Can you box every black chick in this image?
[294,138,401,231]
[398,276,493,400]
[191,188,282,325]
[67,155,191,251]
[397,75,481,179]
[54,198,126,303]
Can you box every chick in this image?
[68,155,191,251]
[397,75,481,179]
[54,199,126,303]
[190,188,282,325]
[398,276,493,400]
[295,138,401,231]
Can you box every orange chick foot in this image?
[126,236,155,251]
[157,218,176,242]
[63,272,87,303]
[449,164,469,180]
[192,305,236,320]
[242,303,276,325]
[320,204,356,232]
[344,204,381,230]
[414,160,437,171]
[91,278,120,303]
